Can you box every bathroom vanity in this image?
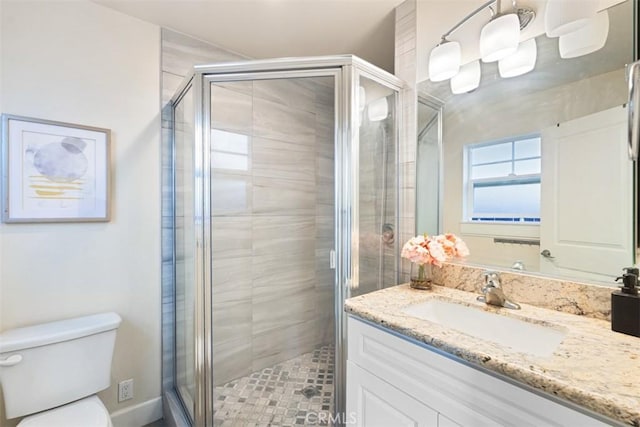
[345,285,640,426]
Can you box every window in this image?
[211,129,250,172]
[464,136,541,223]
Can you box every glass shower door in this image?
[205,74,337,426]
[350,74,399,298]
[173,85,196,421]
[165,57,405,427]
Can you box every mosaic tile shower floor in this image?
[213,344,335,427]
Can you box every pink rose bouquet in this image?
[401,233,469,286]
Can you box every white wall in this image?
[0,1,161,425]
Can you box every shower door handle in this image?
[627,60,640,160]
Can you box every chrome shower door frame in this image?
[168,55,403,427]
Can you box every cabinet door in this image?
[347,361,438,427]
[348,317,613,427]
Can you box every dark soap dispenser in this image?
[611,267,640,337]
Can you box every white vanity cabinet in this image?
[346,317,613,427]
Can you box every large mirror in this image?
[417,0,637,284]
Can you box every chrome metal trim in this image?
[169,100,178,395]
[193,55,402,89]
[628,60,640,160]
[201,74,215,427]
[440,0,495,41]
[353,65,404,93]
[334,64,353,427]
[395,86,403,284]
[192,71,207,427]
[195,55,355,73]
[348,65,360,295]
[166,84,195,425]
[202,69,338,83]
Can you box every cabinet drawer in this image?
[347,361,439,427]
[348,316,611,427]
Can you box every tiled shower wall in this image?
[395,0,418,282]
[357,116,398,295]
[161,28,335,390]
[209,78,335,385]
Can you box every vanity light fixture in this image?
[544,0,599,38]
[428,0,535,82]
[558,10,609,59]
[479,9,520,62]
[451,60,481,94]
[367,97,389,122]
[428,41,461,82]
[498,38,537,78]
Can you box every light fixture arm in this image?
[438,0,533,44]
[439,0,498,42]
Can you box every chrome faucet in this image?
[511,260,525,271]
[477,271,521,310]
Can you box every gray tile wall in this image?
[356,115,398,296]
[395,0,418,283]
[210,78,335,385]
[161,28,335,390]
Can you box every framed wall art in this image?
[1,114,111,222]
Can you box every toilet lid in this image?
[18,396,111,427]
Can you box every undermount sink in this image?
[401,299,567,357]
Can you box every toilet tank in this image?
[0,312,121,419]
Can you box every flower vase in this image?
[410,263,433,290]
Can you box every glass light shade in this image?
[358,86,366,112]
[367,97,389,122]
[450,60,481,94]
[544,0,599,37]
[559,10,609,59]
[480,14,520,63]
[498,38,537,78]
[428,41,461,82]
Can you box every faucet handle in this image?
[483,271,501,286]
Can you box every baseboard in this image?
[110,396,163,427]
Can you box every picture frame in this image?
[1,114,111,223]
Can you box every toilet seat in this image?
[17,395,112,427]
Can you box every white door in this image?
[539,105,633,281]
[346,361,438,427]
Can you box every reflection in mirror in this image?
[417,0,636,284]
[416,95,442,237]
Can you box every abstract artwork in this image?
[2,115,110,222]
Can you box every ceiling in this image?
[94,0,406,73]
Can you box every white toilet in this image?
[0,312,122,426]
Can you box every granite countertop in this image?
[345,284,640,426]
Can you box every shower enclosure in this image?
[164,56,403,426]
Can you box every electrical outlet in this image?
[118,379,134,402]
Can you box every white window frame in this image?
[463,135,541,224]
